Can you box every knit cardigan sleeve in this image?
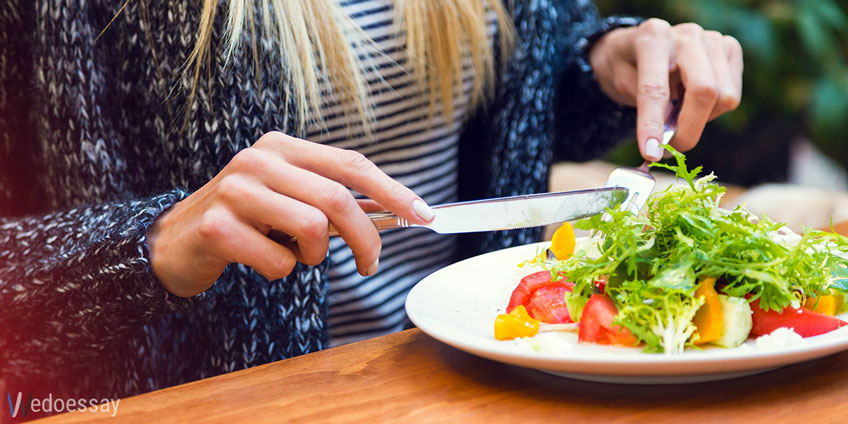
[0,2,198,380]
[549,1,641,162]
[456,0,640,258]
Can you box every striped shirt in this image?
[304,0,497,345]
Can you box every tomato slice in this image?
[578,294,639,346]
[526,284,574,324]
[594,276,607,294]
[506,271,560,313]
[750,299,847,338]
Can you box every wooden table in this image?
[37,328,848,424]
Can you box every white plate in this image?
[405,241,848,384]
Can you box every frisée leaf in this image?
[545,145,848,353]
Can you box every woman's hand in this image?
[147,132,435,298]
[588,19,744,161]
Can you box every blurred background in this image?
[551,0,848,235]
[599,0,848,187]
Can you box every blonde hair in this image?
[184,0,515,133]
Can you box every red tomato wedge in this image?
[750,299,847,338]
[594,276,607,295]
[526,284,574,324]
[506,271,561,313]
[578,294,639,346]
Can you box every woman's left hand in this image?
[588,19,743,161]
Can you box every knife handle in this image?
[268,212,410,243]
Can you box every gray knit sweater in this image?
[0,0,636,400]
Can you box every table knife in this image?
[327,187,628,236]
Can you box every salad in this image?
[494,147,848,353]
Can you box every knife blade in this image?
[270,187,628,242]
[324,187,628,236]
[419,187,628,234]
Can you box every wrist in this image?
[147,203,208,298]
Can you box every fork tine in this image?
[604,101,680,215]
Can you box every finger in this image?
[633,18,674,161]
[225,146,381,275]
[607,63,639,106]
[276,164,382,276]
[255,133,434,225]
[704,31,740,120]
[200,206,298,281]
[358,199,387,213]
[724,35,744,95]
[219,175,330,266]
[592,26,638,105]
[671,23,719,152]
[241,152,382,276]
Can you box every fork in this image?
[605,101,681,215]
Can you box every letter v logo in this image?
[7,392,22,418]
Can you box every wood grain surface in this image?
[35,328,848,424]
[35,222,848,424]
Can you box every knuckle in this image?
[637,81,670,101]
[705,30,724,44]
[341,149,374,174]
[675,22,704,36]
[724,35,741,49]
[720,91,741,111]
[612,77,632,98]
[320,182,354,213]
[299,212,330,241]
[230,147,263,170]
[690,82,719,103]
[254,131,300,157]
[197,208,230,243]
[638,117,666,132]
[724,35,743,56]
[266,255,296,280]
[214,175,248,203]
[640,18,671,36]
[255,131,286,147]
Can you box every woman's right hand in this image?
[147,131,435,298]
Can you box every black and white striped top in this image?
[2,0,637,399]
[305,0,497,345]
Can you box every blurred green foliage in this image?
[598,0,848,179]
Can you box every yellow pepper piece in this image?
[692,277,723,345]
[550,222,576,260]
[804,293,843,316]
[494,305,541,340]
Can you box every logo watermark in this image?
[6,392,119,418]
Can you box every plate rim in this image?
[406,241,848,379]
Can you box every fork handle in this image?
[268,212,408,243]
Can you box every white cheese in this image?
[512,332,575,354]
[755,327,805,349]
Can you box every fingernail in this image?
[365,258,379,276]
[412,199,435,222]
[645,138,663,161]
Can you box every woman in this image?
[0,0,741,401]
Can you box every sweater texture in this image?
[0,0,636,400]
